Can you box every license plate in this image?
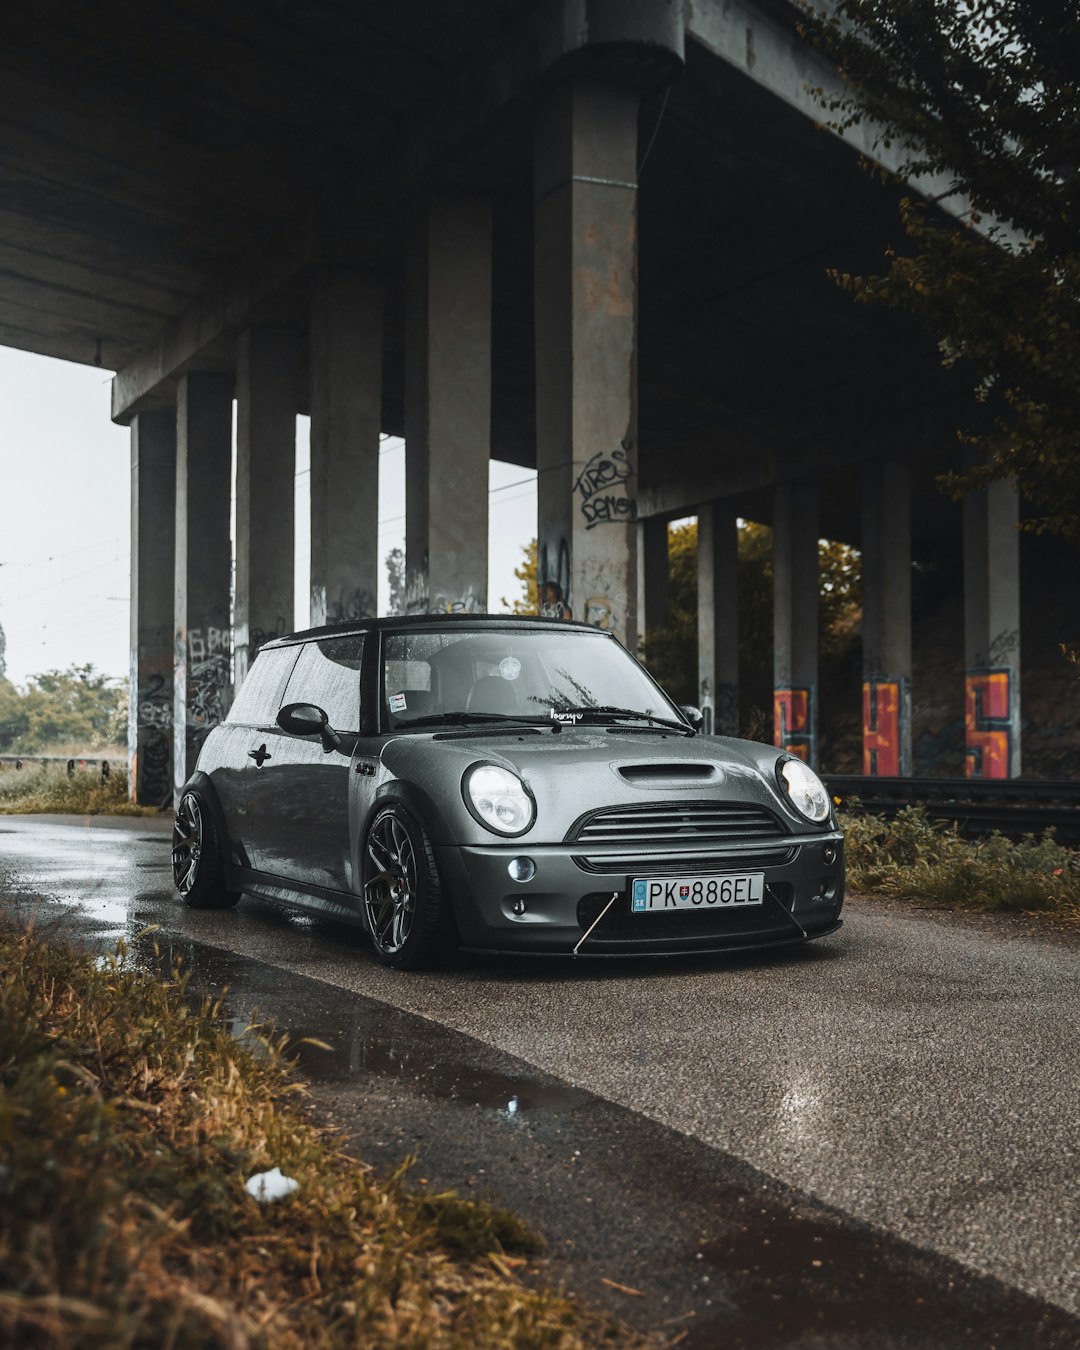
[631,874,765,913]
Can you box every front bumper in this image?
[436,831,845,955]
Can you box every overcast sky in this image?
[0,348,537,688]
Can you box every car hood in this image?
[380,727,816,842]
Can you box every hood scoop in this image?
[617,762,719,786]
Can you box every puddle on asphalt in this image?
[289,1027,591,1114]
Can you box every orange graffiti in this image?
[863,680,901,777]
[965,669,1012,779]
[774,687,813,762]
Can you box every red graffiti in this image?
[965,669,1012,779]
[774,687,813,762]
[863,680,901,777]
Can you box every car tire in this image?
[363,804,452,970]
[172,789,241,910]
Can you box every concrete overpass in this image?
[0,0,1039,800]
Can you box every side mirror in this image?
[679,704,705,732]
[277,702,342,753]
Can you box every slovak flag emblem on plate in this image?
[679,885,690,899]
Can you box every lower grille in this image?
[575,885,798,948]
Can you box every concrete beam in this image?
[128,410,175,807]
[234,326,300,686]
[534,80,640,648]
[174,373,233,796]
[963,478,1021,778]
[309,269,382,627]
[772,480,819,765]
[861,461,912,776]
[404,195,492,613]
[697,503,739,736]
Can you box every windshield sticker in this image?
[550,709,581,724]
[389,692,408,713]
[499,657,521,681]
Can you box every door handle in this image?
[248,743,272,767]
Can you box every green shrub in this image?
[840,803,1080,914]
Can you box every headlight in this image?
[463,764,535,836]
[777,757,831,824]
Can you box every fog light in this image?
[823,844,837,865]
[511,897,527,916]
[508,856,536,882]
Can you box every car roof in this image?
[261,613,613,650]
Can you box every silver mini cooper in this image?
[172,615,843,968]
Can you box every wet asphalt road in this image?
[1,813,1078,1347]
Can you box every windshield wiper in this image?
[555,705,694,735]
[393,711,551,729]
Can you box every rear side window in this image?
[282,634,365,732]
[226,646,300,727]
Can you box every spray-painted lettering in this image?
[574,447,637,530]
[863,678,905,777]
[965,668,1013,779]
[774,686,815,763]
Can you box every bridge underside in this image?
[2,0,1064,795]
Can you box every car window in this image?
[281,634,364,731]
[226,645,300,726]
[381,628,677,728]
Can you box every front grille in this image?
[573,844,798,874]
[568,800,786,846]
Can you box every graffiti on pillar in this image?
[965,668,1013,779]
[186,626,231,750]
[132,666,172,806]
[433,585,481,614]
[573,444,637,529]
[863,678,907,777]
[405,563,429,616]
[538,538,572,620]
[579,558,630,643]
[250,616,287,652]
[774,686,814,762]
[316,585,376,625]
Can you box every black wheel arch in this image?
[180,770,246,873]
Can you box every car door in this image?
[244,632,364,895]
[212,643,300,864]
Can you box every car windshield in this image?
[381,627,684,731]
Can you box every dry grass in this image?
[0,922,633,1349]
[840,803,1080,917]
[0,762,157,817]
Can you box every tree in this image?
[501,539,537,615]
[802,1,1080,540]
[0,665,127,752]
[0,619,6,679]
[385,547,405,616]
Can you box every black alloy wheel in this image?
[172,789,240,910]
[363,805,449,969]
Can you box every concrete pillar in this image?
[861,462,912,776]
[174,373,233,795]
[773,481,819,765]
[963,478,1021,777]
[309,269,382,627]
[534,81,639,647]
[128,410,176,806]
[234,326,299,686]
[638,517,670,649]
[698,504,739,736]
[404,195,491,614]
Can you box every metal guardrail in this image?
[0,754,118,781]
[826,775,1080,846]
